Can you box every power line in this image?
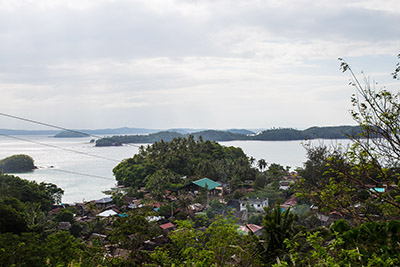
[0,134,121,163]
[0,112,141,148]
[0,112,137,183]
[48,168,115,181]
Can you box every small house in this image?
[238,224,263,237]
[239,199,269,212]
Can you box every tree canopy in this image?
[113,136,256,190]
[297,59,400,223]
[0,154,35,173]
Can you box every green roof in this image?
[192,178,221,190]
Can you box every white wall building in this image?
[239,199,269,212]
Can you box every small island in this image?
[0,154,36,173]
[54,131,89,138]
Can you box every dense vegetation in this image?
[0,174,63,212]
[54,131,89,138]
[113,136,256,192]
[95,125,363,146]
[0,154,35,173]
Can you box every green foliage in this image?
[267,163,286,181]
[0,154,35,173]
[0,197,28,234]
[54,131,89,138]
[109,214,163,250]
[45,231,85,267]
[54,209,75,224]
[113,136,255,189]
[210,198,225,213]
[206,210,215,219]
[276,220,400,266]
[296,142,399,221]
[247,213,263,225]
[0,232,46,267]
[194,214,211,228]
[254,172,267,189]
[258,207,298,263]
[248,186,284,207]
[97,127,363,146]
[151,216,258,266]
[157,203,174,218]
[252,128,305,140]
[0,174,63,211]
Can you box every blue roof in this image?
[370,188,385,193]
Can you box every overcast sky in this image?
[1,0,399,130]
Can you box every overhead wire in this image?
[0,112,144,181]
[0,112,141,148]
[0,134,121,163]
[48,169,115,181]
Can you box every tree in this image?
[150,216,258,266]
[257,159,267,172]
[298,58,400,222]
[0,197,28,234]
[0,154,35,173]
[249,156,256,166]
[113,136,255,190]
[45,231,84,267]
[0,174,63,212]
[337,59,400,218]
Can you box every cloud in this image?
[0,0,398,129]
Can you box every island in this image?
[95,125,364,146]
[54,131,90,138]
[0,154,36,173]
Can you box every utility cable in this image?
[0,134,121,163]
[0,113,139,183]
[48,168,115,181]
[0,112,141,148]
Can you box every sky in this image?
[1,0,400,130]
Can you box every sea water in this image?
[0,135,351,203]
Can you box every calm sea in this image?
[0,135,351,203]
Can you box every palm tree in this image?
[257,159,267,172]
[249,156,256,167]
[251,206,298,265]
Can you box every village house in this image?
[95,197,113,209]
[159,222,176,232]
[237,224,263,237]
[280,196,296,210]
[239,198,269,212]
[279,181,291,190]
[179,177,223,196]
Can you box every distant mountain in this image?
[95,131,183,146]
[54,127,160,137]
[303,126,363,139]
[0,127,160,136]
[94,125,363,146]
[166,128,207,134]
[0,129,59,135]
[190,130,248,141]
[226,129,255,135]
[252,128,305,141]
[0,126,363,143]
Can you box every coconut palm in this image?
[257,159,267,172]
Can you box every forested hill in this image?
[95,125,362,146]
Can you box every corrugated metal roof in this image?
[193,178,221,190]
